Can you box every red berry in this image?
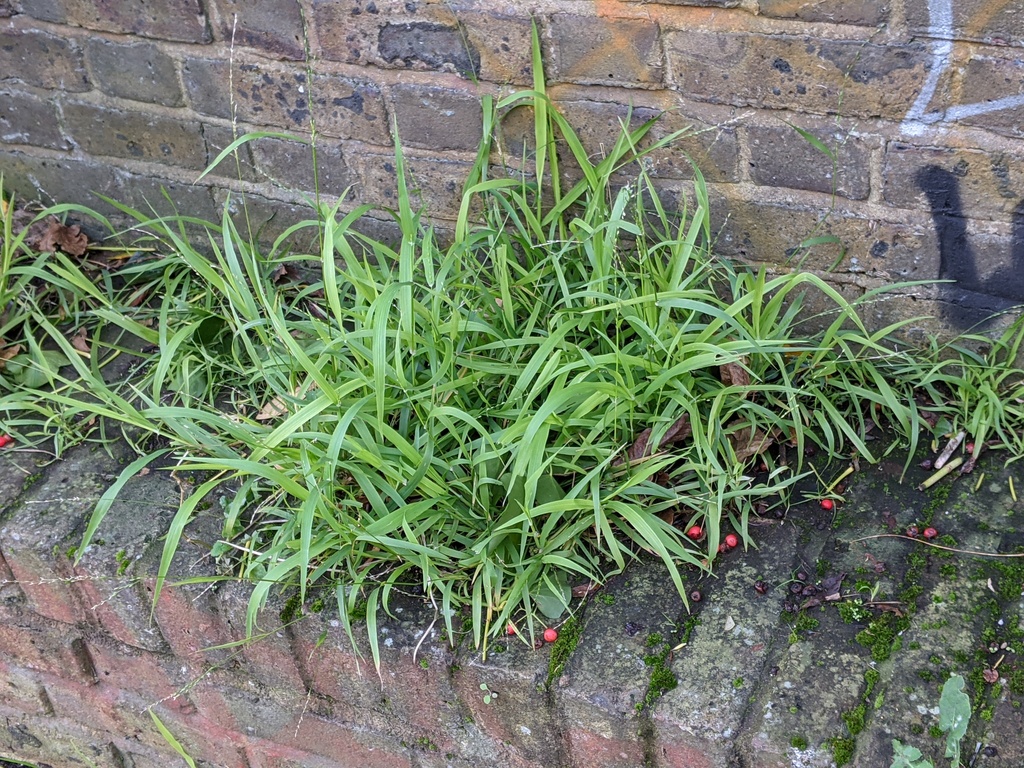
[543,628,558,643]
[724,533,739,548]
[923,527,938,539]
[820,498,834,511]
[686,525,703,540]
[966,442,975,453]
[507,623,516,635]
[0,434,12,448]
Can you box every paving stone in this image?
[84,38,183,107]
[0,27,90,92]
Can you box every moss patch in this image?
[546,616,582,689]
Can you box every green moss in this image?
[791,736,808,750]
[910,723,924,735]
[645,632,664,647]
[115,549,130,576]
[856,614,904,662]
[929,725,943,739]
[842,704,866,736]
[939,563,957,578]
[733,677,744,689]
[546,616,582,689]
[921,482,952,525]
[680,614,701,645]
[598,593,616,605]
[279,593,302,624]
[828,736,856,767]
[1009,667,1024,696]
[864,668,880,698]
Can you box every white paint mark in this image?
[900,0,1024,134]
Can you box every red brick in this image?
[0,661,52,717]
[0,618,90,681]
[269,710,411,766]
[565,726,646,768]
[906,0,1024,47]
[83,636,186,706]
[389,83,484,152]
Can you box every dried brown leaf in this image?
[70,327,91,354]
[571,581,602,598]
[727,423,774,462]
[0,343,23,370]
[719,358,750,392]
[876,603,905,617]
[255,395,289,421]
[982,668,1000,684]
[31,217,89,256]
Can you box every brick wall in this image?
[2,1,1024,331]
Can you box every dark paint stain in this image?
[818,41,924,84]
[870,240,889,258]
[334,92,364,114]
[772,57,792,74]
[917,165,1024,328]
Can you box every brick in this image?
[0,615,92,680]
[250,135,354,197]
[547,100,741,183]
[210,0,304,60]
[548,14,663,87]
[379,21,479,78]
[665,31,928,120]
[62,102,205,170]
[67,469,182,652]
[212,189,323,251]
[957,53,1024,140]
[22,0,211,44]
[347,152,473,219]
[907,0,1024,46]
[82,637,188,706]
[84,39,183,107]
[458,13,533,85]
[883,143,1024,220]
[451,645,560,767]
[747,123,871,199]
[201,123,259,182]
[389,84,483,152]
[0,88,68,150]
[0,27,89,91]
[0,442,132,625]
[0,150,122,216]
[758,0,888,25]
[183,58,390,144]
[0,661,52,717]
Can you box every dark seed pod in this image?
[690,590,702,602]
[796,571,808,582]
[920,458,933,470]
[906,525,919,538]
[802,585,817,596]
[790,582,803,594]
[754,581,769,595]
[782,600,797,613]
[982,746,998,757]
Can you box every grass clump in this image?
[5,29,1024,662]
